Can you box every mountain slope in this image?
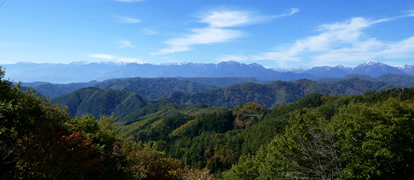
[2,61,316,83]
[28,81,99,99]
[94,77,218,100]
[304,65,352,78]
[397,64,414,74]
[175,77,268,88]
[157,79,401,109]
[375,73,414,87]
[101,61,316,81]
[4,61,414,83]
[51,87,148,118]
[316,73,414,87]
[352,61,405,77]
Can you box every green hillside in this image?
[51,87,148,118]
[52,78,401,123]
[175,77,269,88]
[95,77,218,100]
[114,88,414,177]
[24,81,99,99]
[376,73,414,87]
[4,64,414,179]
[317,73,414,87]
[157,78,401,108]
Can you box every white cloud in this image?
[378,36,414,59]
[252,15,414,66]
[119,40,134,48]
[88,54,117,60]
[116,16,141,23]
[151,46,190,56]
[166,28,243,47]
[115,0,144,2]
[88,54,144,64]
[275,8,300,18]
[200,11,251,28]
[200,8,299,28]
[153,8,298,55]
[153,28,243,55]
[113,38,134,48]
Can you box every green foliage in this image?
[27,81,99,99]
[375,73,414,87]
[0,69,190,179]
[176,77,268,88]
[95,77,217,100]
[330,99,414,179]
[158,78,400,109]
[6,63,414,179]
[52,87,148,119]
[225,93,414,179]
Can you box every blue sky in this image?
[0,0,413,68]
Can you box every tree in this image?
[225,110,344,179]
[16,130,104,179]
[0,68,70,178]
[330,98,414,179]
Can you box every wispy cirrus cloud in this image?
[152,8,299,55]
[116,15,141,23]
[114,38,134,48]
[142,28,159,35]
[88,53,144,64]
[200,8,299,28]
[165,28,243,47]
[408,10,414,16]
[248,12,414,67]
[119,40,134,48]
[279,8,300,17]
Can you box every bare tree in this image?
[283,122,344,179]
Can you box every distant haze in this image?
[1,61,413,83]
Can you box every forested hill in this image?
[51,87,148,118]
[94,77,218,100]
[156,78,401,108]
[21,81,99,99]
[52,78,402,121]
[117,88,414,178]
[22,73,414,100]
[23,78,218,99]
[4,65,414,179]
[317,73,414,87]
[174,77,268,88]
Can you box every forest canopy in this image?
[2,67,414,179]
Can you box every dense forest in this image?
[2,68,414,179]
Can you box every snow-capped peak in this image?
[362,61,382,66]
[396,64,414,73]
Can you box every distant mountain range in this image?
[300,61,414,78]
[20,73,414,100]
[51,77,403,120]
[3,61,413,84]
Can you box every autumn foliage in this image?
[16,130,104,179]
